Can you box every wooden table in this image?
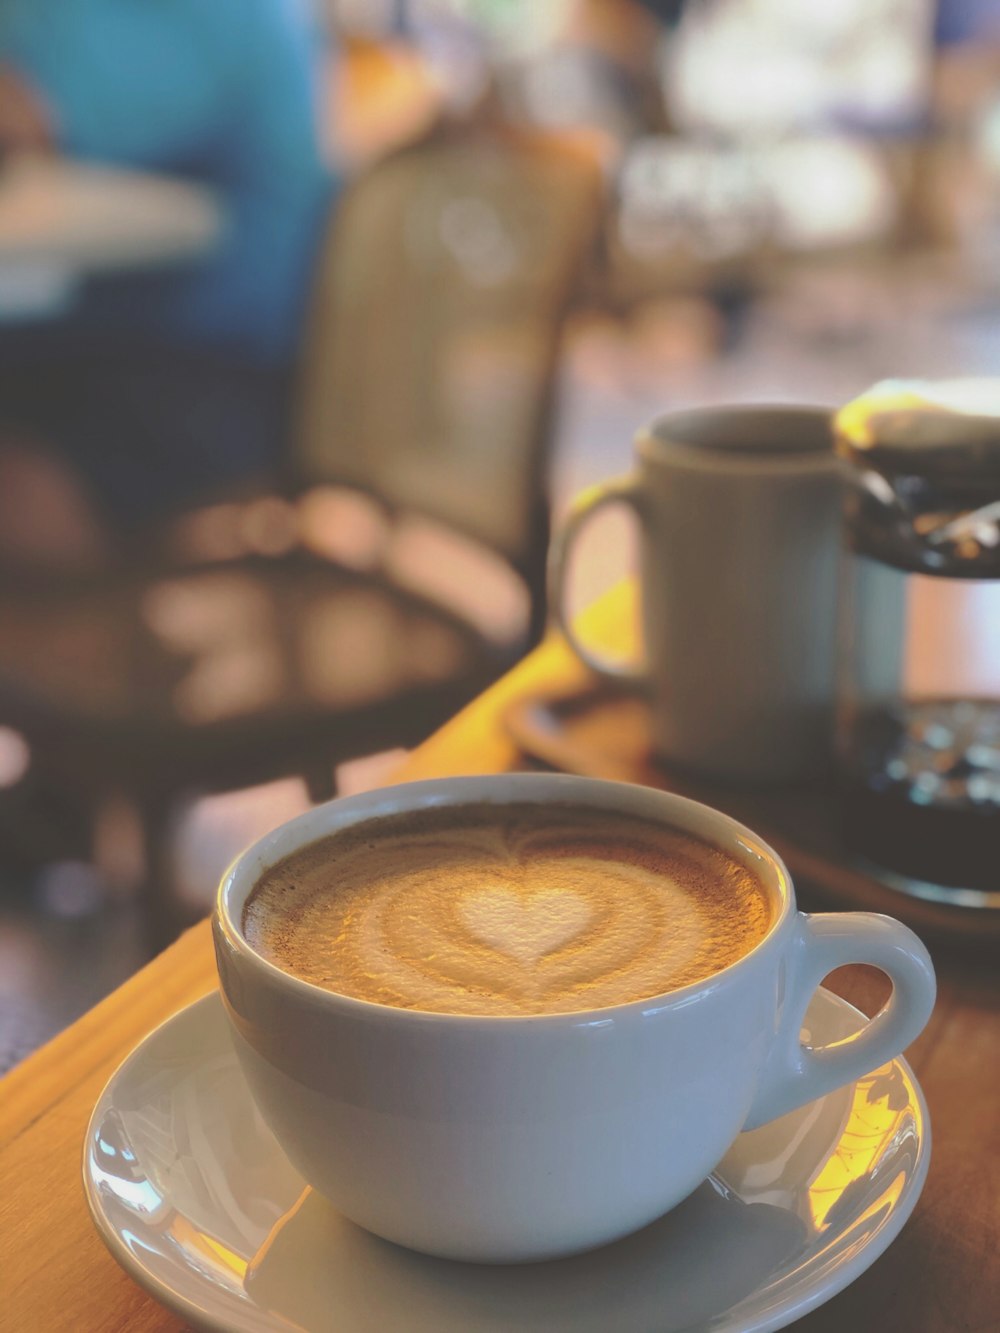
[0,156,221,318]
[2,586,997,1330]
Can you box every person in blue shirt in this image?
[0,0,333,559]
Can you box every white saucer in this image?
[83,989,929,1333]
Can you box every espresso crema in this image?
[242,803,774,1016]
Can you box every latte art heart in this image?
[243,803,774,1016]
[459,888,595,966]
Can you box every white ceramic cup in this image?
[213,773,935,1264]
[549,406,843,783]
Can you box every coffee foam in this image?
[242,803,773,1016]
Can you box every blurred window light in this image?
[619,138,771,260]
[762,136,897,248]
[617,132,897,259]
[663,0,935,137]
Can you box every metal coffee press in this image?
[834,379,1000,909]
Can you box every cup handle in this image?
[744,912,936,1130]
[548,475,648,685]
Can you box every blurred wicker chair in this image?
[0,124,602,944]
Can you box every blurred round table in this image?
[0,155,222,319]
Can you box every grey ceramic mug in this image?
[550,406,842,783]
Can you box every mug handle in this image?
[744,912,936,1130]
[548,475,648,685]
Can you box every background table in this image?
[1,585,997,1330]
[0,156,222,319]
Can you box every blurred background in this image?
[1,0,999,1069]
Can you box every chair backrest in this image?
[292,125,603,621]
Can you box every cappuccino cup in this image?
[213,773,934,1263]
[549,406,843,783]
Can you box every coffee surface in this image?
[242,803,773,1016]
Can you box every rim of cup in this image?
[637,404,837,477]
[215,773,794,1027]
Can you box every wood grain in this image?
[1,583,997,1332]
